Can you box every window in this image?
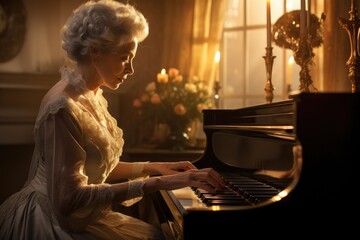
[220,0,304,108]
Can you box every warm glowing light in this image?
[215,51,220,63]
[287,56,294,86]
[278,190,288,198]
[286,2,294,11]
[288,56,294,64]
[273,195,282,201]
[211,205,221,211]
[157,68,168,83]
[273,191,288,202]
[214,51,221,82]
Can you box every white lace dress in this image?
[0,68,164,240]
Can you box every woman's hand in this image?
[143,167,226,194]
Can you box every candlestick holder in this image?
[263,47,276,103]
[293,33,318,92]
[213,81,221,108]
[338,0,360,93]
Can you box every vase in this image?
[166,122,191,151]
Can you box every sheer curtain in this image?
[161,0,226,91]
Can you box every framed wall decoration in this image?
[0,0,26,63]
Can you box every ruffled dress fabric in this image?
[0,68,164,240]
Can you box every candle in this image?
[266,0,271,48]
[157,68,168,83]
[307,0,311,34]
[214,51,220,82]
[287,55,294,86]
[300,0,306,35]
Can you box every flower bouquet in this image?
[133,68,212,150]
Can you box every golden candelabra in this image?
[338,0,360,93]
[263,47,276,103]
[294,33,318,92]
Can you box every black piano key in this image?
[190,174,288,207]
[240,190,280,199]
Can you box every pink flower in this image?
[133,98,142,108]
[172,75,183,83]
[141,93,150,102]
[197,103,207,112]
[145,82,156,92]
[174,103,186,115]
[150,93,161,104]
[168,68,179,78]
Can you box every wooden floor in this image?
[0,144,34,204]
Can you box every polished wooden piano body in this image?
[152,93,359,238]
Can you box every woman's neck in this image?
[77,64,103,93]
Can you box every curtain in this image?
[161,0,226,92]
[323,0,354,92]
[189,0,226,93]
[161,0,194,74]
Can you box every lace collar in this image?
[60,67,89,94]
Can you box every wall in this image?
[0,0,166,201]
[0,0,166,145]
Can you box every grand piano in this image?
[151,92,359,238]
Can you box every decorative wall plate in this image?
[0,0,26,62]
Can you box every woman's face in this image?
[93,40,138,90]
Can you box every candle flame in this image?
[215,51,220,63]
[161,68,166,74]
[288,56,295,64]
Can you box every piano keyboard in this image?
[199,175,292,206]
[170,174,292,211]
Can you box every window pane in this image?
[246,29,267,95]
[221,0,292,108]
[246,97,267,106]
[223,97,245,109]
[223,31,245,96]
[271,0,285,23]
[286,0,301,12]
[272,45,284,95]
[247,0,266,25]
[224,0,244,28]
[247,0,285,26]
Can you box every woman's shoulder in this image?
[33,88,72,130]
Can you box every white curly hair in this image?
[61,0,149,63]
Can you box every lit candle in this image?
[157,68,168,83]
[300,0,306,35]
[266,0,272,48]
[214,51,220,82]
[287,55,294,86]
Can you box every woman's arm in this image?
[107,160,198,182]
[45,109,115,216]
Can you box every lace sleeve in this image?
[121,180,145,207]
[44,109,114,216]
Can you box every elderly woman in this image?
[0,0,224,239]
